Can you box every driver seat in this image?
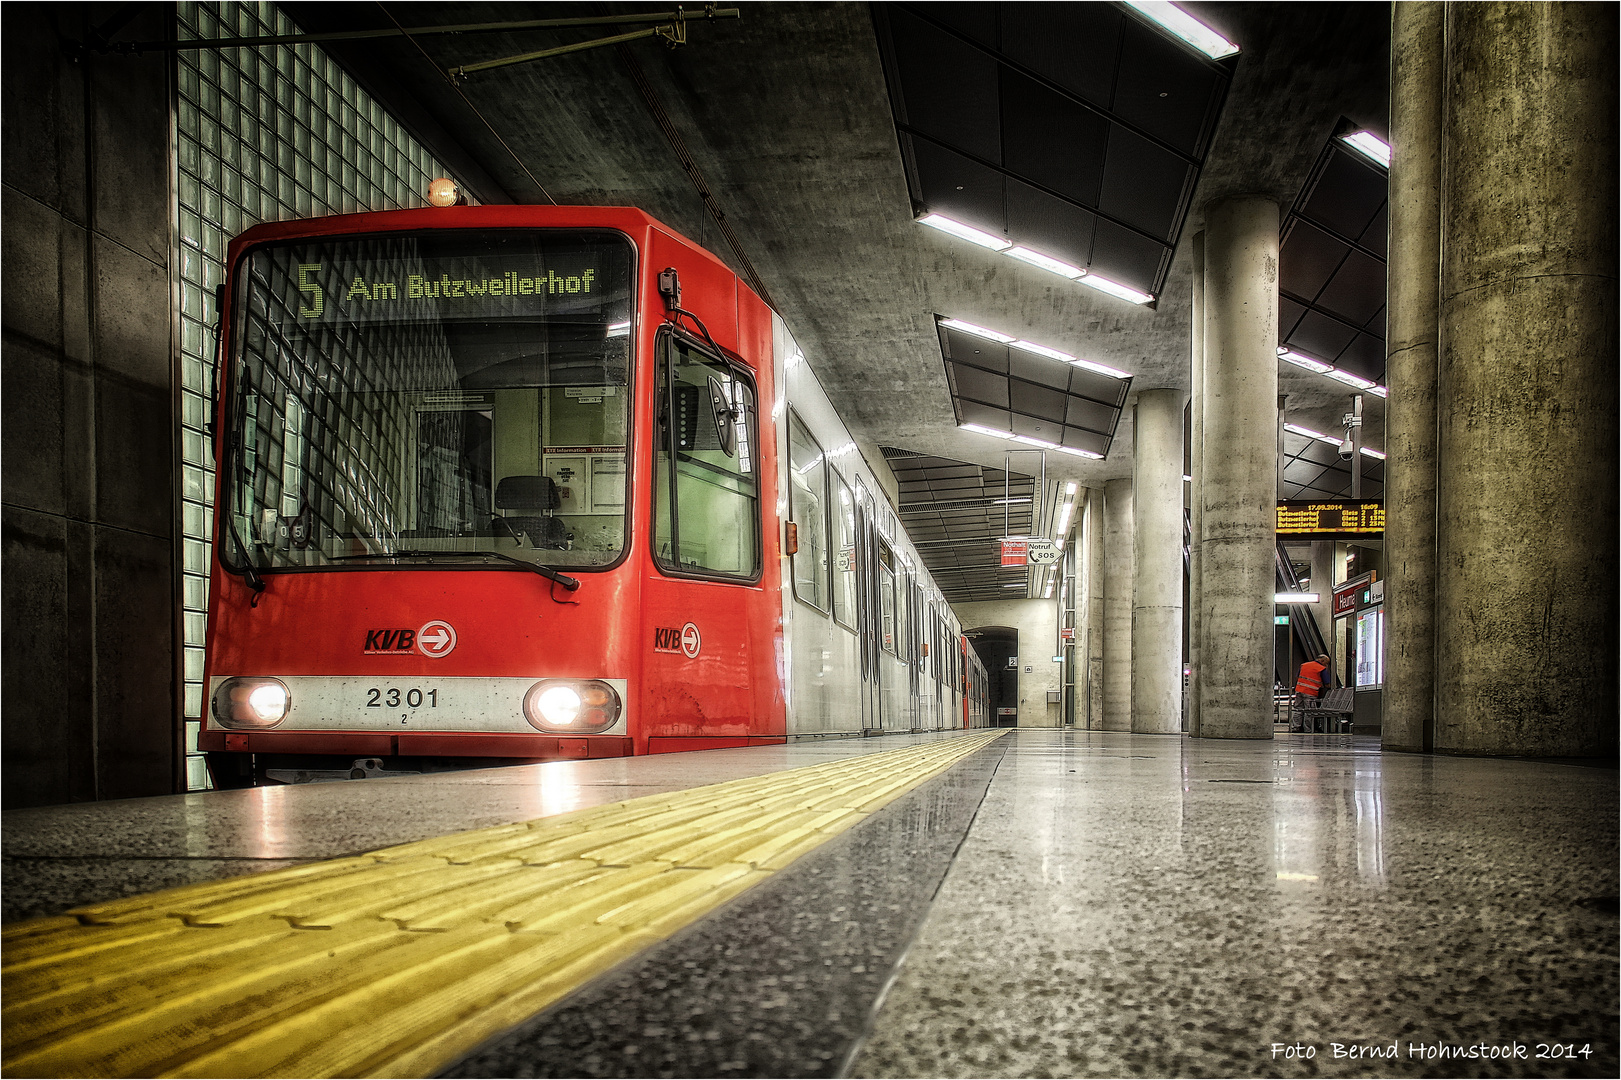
[494,475,569,549]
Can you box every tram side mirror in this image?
[707,375,737,457]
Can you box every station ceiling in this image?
[277,0,1391,599]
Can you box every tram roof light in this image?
[918,213,1011,251]
[1007,246,1085,279]
[1341,131,1392,168]
[1122,2,1240,59]
[426,178,461,207]
[940,318,1017,344]
[1077,272,1154,305]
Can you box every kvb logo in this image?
[653,622,702,658]
[416,621,457,658]
[364,621,457,657]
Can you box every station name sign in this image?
[1276,501,1384,537]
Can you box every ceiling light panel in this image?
[1122,1,1240,60]
[877,4,1235,304]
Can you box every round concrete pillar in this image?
[1383,0,1444,754]
[1101,478,1134,732]
[1131,388,1187,734]
[1084,487,1105,729]
[1197,196,1278,740]
[1435,3,1618,757]
[1187,231,1206,738]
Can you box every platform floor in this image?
[4,729,1616,1078]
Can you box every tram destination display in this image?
[1276,501,1384,537]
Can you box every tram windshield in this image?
[222,230,634,572]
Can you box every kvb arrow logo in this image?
[416,620,457,658]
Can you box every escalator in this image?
[1274,542,1338,687]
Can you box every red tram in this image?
[200,200,991,786]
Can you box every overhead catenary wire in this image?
[376,2,558,206]
[611,39,779,311]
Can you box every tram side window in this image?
[787,411,829,612]
[830,471,857,631]
[654,335,761,580]
[878,544,897,654]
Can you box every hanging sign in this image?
[1027,540,1060,565]
[1000,539,1029,566]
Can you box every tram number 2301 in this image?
[366,687,439,709]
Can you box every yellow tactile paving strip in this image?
[2,730,1004,1080]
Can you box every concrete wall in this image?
[953,599,1061,728]
[2,6,178,807]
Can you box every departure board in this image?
[1277,502,1385,536]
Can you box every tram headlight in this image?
[523,679,621,734]
[212,677,291,729]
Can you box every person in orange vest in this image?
[1291,654,1331,731]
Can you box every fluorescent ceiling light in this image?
[1366,384,1389,398]
[1013,340,1075,364]
[1077,273,1154,305]
[1360,447,1387,460]
[1183,474,1193,482]
[1341,131,1392,168]
[1071,357,1134,380]
[606,320,631,338]
[918,213,1011,251]
[1011,434,1060,450]
[1002,582,1028,589]
[1007,246,1084,279]
[1275,592,1320,603]
[1279,348,1334,374]
[1325,368,1378,391]
[1064,481,1077,494]
[1055,445,1105,459]
[961,423,1015,439]
[941,318,1016,344]
[992,496,1033,505]
[1123,1,1240,60]
[1284,423,1341,446]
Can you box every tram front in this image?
[200,216,641,786]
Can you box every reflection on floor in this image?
[850,730,1618,1079]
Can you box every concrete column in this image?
[1187,231,1206,738]
[1131,389,1187,734]
[1383,0,1443,753]
[1084,487,1105,729]
[1101,478,1134,732]
[1435,3,1618,757]
[1197,196,1279,740]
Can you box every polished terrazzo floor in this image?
[848,730,1618,1079]
[5,729,1615,1078]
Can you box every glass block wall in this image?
[175,2,453,789]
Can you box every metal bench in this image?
[1299,686,1355,733]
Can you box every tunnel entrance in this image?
[968,627,1019,727]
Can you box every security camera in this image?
[1338,438,1356,460]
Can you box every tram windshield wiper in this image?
[327,550,580,591]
